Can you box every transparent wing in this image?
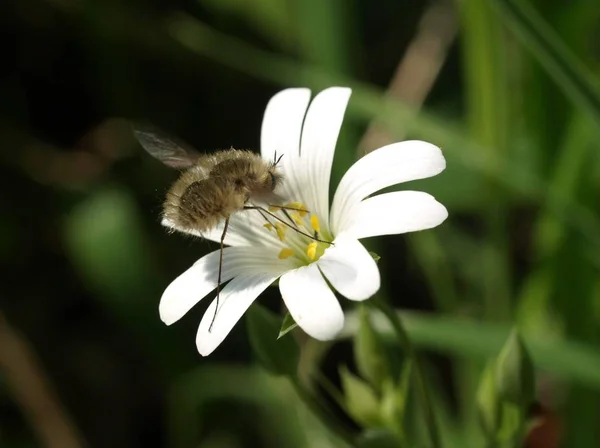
[133,123,201,169]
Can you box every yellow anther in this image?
[263,223,273,231]
[278,248,295,259]
[306,242,317,260]
[285,202,309,217]
[269,205,281,212]
[291,213,304,226]
[274,223,286,241]
[310,215,320,233]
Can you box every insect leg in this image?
[244,206,332,245]
[209,216,230,332]
[280,208,298,229]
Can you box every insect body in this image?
[163,149,283,235]
[134,126,286,330]
[134,127,283,234]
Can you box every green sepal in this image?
[277,312,298,339]
[246,304,300,377]
[369,251,381,263]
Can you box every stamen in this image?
[269,205,281,212]
[278,248,294,259]
[310,215,320,233]
[306,242,317,260]
[290,213,304,226]
[263,223,274,231]
[274,223,286,241]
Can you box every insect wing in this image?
[133,124,200,169]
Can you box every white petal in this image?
[202,209,282,248]
[159,247,292,325]
[331,141,446,234]
[296,87,352,225]
[260,88,311,203]
[279,264,344,340]
[196,272,281,356]
[342,191,448,239]
[318,235,380,301]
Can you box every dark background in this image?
[1,0,599,447]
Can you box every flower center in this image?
[262,202,332,264]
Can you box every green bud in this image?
[356,429,399,448]
[246,304,300,377]
[495,330,535,408]
[476,361,500,438]
[497,401,523,442]
[380,360,411,436]
[339,366,382,428]
[354,305,390,392]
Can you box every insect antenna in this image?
[209,216,230,332]
[272,151,284,167]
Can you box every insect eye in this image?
[269,172,278,189]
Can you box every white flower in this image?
[160,87,448,356]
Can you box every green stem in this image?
[290,376,356,447]
[371,299,441,448]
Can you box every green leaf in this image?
[246,304,300,377]
[339,366,382,428]
[199,0,295,49]
[495,330,536,408]
[168,365,309,447]
[488,0,600,129]
[354,305,390,392]
[277,312,298,339]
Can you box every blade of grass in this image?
[459,2,513,442]
[488,0,600,129]
[460,0,512,319]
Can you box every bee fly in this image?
[134,125,329,330]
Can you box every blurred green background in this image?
[1,0,600,447]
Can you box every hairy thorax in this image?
[162,151,280,234]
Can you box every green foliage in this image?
[246,304,300,377]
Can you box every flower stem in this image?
[290,376,356,447]
[370,298,442,448]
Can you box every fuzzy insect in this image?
[134,125,322,330]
